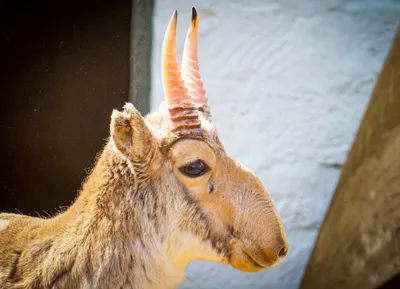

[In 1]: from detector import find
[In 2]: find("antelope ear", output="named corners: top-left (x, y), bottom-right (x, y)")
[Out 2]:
top-left (110, 103), bottom-right (154, 161)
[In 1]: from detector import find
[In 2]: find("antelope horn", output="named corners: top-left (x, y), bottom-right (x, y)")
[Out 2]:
top-left (161, 10), bottom-right (189, 106)
top-left (182, 8), bottom-right (211, 120)
top-left (161, 10), bottom-right (202, 130)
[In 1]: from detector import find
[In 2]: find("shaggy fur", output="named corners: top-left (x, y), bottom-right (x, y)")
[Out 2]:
top-left (0, 103), bottom-right (288, 289)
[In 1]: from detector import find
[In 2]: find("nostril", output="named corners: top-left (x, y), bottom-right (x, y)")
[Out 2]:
top-left (278, 246), bottom-right (288, 258)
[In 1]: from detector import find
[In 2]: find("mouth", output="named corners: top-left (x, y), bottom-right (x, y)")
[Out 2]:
top-left (242, 250), bottom-right (266, 269)
top-left (228, 235), bottom-right (272, 272)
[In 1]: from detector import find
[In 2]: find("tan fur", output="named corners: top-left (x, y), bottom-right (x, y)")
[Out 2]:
top-left (0, 103), bottom-right (288, 289)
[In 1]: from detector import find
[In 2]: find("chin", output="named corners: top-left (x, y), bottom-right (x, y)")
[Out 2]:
top-left (229, 253), bottom-right (270, 273)
top-left (228, 243), bottom-right (271, 273)
top-left (231, 262), bottom-right (266, 273)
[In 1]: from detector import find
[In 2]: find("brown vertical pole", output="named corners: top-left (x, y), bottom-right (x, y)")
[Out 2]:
top-left (300, 27), bottom-right (400, 289)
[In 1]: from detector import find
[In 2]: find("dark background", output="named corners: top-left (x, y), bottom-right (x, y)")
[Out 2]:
top-left (380, 274), bottom-right (400, 289)
top-left (0, 0), bottom-right (131, 214)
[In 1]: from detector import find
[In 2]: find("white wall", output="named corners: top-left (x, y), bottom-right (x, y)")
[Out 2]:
top-left (151, 1), bottom-right (400, 288)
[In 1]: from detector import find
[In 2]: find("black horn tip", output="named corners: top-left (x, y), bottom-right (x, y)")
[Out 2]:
top-left (191, 7), bottom-right (197, 22)
top-left (173, 9), bottom-right (178, 20)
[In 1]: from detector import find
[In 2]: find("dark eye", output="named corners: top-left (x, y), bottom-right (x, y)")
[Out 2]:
top-left (179, 160), bottom-right (210, 178)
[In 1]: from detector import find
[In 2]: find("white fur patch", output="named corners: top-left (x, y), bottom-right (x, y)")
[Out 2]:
top-left (157, 101), bottom-right (168, 114)
top-left (0, 219), bottom-right (9, 231)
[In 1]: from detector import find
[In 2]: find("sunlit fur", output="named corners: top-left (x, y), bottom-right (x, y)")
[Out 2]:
top-left (0, 102), bottom-right (288, 289)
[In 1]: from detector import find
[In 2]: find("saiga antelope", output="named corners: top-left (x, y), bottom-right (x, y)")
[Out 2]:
top-left (0, 8), bottom-right (289, 289)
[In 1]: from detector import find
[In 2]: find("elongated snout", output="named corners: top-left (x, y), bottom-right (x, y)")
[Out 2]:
top-left (256, 228), bottom-right (289, 265)
top-left (215, 156), bottom-right (289, 271)
top-left (237, 204), bottom-right (289, 268)
top-left (229, 167), bottom-right (289, 270)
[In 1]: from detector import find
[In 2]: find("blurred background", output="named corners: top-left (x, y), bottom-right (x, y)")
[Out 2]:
top-left (1, 0), bottom-right (399, 288)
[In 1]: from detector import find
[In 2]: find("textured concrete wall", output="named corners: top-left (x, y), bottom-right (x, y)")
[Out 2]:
top-left (150, 1), bottom-right (400, 288)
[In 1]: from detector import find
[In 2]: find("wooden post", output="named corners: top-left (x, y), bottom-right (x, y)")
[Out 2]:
top-left (300, 27), bottom-right (400, 289)
top-left (130, 0), bottom-right (153, 115)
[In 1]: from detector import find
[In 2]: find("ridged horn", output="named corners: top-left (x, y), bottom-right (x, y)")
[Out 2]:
top-left (161, 9), bottom-right (205, 130)
top-left (161, 10), bottom-right (189, 106)
top-left (182, 8), bottom-right (211, 120)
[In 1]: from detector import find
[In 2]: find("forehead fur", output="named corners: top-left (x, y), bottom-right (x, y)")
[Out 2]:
top-left (144, 102), bottom-right (224, 153)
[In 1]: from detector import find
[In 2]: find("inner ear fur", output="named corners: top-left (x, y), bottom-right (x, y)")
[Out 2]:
top-left (110, 103), bottom-right (155, 162)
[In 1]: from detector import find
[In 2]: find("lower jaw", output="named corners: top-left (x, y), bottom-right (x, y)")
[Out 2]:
top-left (232, 262), bottom-right (265, 273)
top-left (243, 251), bottom-right (268, 270)
top-left (229, 251), bottom-right (268, 273)
top-left (228, 238), bottom-right (270, 272)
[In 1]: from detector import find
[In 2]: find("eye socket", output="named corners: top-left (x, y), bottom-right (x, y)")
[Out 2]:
top-left (179, 160), bottom-right (210, 178)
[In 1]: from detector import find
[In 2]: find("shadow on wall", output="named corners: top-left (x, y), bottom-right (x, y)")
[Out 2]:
top-left (0, 0), bottom-right (131, 214)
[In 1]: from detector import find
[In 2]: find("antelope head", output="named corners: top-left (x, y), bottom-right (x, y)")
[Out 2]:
top-left (111, 8), bottom-right (288, 272)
